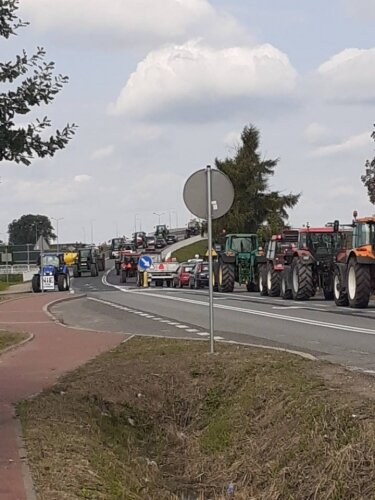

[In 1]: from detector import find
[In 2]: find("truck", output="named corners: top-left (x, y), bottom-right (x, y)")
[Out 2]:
top-left (138, 253), bottom-right (179, 287)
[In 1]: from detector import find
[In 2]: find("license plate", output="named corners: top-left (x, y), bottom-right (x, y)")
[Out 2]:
top-left (42, 275), bottom-right (55, 290)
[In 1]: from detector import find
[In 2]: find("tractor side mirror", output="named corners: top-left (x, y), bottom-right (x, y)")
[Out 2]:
top-left (333, 220), bottom-right (339, 232)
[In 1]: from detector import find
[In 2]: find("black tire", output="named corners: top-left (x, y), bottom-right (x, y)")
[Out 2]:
top-left (267, 265), bottom-right (281, 297)
top-left (57, 274), bottom-right (66, 291)
top-left (32, 275), bottom-right (41, 293)
top-left (91, 264), bottom-right (97, 277)
top-left (347, 260), bottom-right (371, 308)
top-left (258, 265), bottom-right (268, 296)
top-left (280, 271), bottom-right (293, 300)
top-left (101, 259), bottom-right (106, 272)
top-left (120, 270), bottom-right (127, 283)
top-left (73, 265), bottom-right (79, 278)
top-left (166, 280), bottom-right (171, 288)
top-left (291, 260), bottom-right (314, 300)
top-left (218, 262), bottom-right (235, 293)
top-left (115, 264), bottom-right (120, 276)
top-left (247, 281), bottom-right (258, 292)
top-left (333, 267), bottom-right (348, 306)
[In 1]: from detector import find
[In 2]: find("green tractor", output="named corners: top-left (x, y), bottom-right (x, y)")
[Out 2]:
top-left (215, 234), bottom-right (266, 292)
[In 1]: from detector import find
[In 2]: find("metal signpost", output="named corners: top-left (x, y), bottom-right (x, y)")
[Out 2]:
top-left (183, 166), bottom-right (234, 353)
top-left (138, 255), bottom-right (153, 288)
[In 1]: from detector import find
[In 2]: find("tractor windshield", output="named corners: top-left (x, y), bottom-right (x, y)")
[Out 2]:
top-left (231, 236), bottom-right (256, 253)
top-left (353, 222), bottom-right (375, 247)
top-left (305, 232), bottom-right (345, 254)
top-left (41, 255), bottom-right (59, 267)
top-left (80, 249), bottom-right (91, 258)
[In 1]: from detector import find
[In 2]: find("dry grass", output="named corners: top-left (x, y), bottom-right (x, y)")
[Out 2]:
top-left (19, 337), bottom-right (375, 500)
top-left (0, 331), bottom-right (28, 351)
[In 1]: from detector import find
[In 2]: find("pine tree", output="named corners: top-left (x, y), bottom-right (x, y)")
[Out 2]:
top-left (361, 127), bottom-right (375, 204)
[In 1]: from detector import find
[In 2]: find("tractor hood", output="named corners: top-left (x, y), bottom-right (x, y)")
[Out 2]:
top-left (41, 265), bottom-right (56, 275)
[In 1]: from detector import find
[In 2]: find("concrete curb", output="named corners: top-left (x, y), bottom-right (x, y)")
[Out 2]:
top-left (43, 293), bottom-right (87, 323)
top-left (0, 332), bottom-right (34, 358)
top-left (15, 419), bottom-right (37, 500)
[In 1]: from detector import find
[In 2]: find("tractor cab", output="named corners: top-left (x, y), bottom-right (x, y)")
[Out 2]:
top-left (225, 234), bottom-right (259, 255)
top-left (351, 216), bottom-right (375, 250)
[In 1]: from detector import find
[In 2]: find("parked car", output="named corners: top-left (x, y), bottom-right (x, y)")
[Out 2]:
top-left (146, 236), bottom-right (156, 249)
top-left (155, 238), bottom-right (167, 249)
top-left (173, 263), bottom-right (196, 288)
top-left (189, 261), bottom-right (209, 289)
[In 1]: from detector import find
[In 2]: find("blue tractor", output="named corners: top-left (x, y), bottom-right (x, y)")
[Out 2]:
top-left (32, 253), bottom-right (70, 293)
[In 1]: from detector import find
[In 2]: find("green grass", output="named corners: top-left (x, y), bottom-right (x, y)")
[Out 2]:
top-left (172, 239), bottom-right (208, 262)
top-left (0, 274), bottom-right (23, 291)
top-left (19, 337), bottom-right (375, 500)
top-left (0, 331), bottom-right (28, 352)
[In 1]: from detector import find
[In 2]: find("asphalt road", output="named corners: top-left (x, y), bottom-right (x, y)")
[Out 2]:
top-left (53, 261), bottom-right (375, 374)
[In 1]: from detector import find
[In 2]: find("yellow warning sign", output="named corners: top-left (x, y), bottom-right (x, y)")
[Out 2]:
top-left (205, 248), bottom-right (217, 257)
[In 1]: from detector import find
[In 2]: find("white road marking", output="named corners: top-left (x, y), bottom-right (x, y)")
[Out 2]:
top-left (186, 328), bottom-right (199, 333)
top-left (175, 325), bottom-right (189, 329)
top-left (124, 289), bottom-right (375, 337)
top-left (197, 332), bottom-right (209, 336)
top-left (214, 336), bottom-right (224, 340)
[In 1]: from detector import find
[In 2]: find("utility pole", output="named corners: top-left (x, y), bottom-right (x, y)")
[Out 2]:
top-left (90, 219), bottom-right (95, 245)
top-left (153, 212), bottom-right (165, 225)
top-left (51, 217), bottom-right (64, 252)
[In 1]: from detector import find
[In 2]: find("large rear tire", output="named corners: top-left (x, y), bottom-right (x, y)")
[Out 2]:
top-left (120, 270), bottom-right (127, 283)
top-left (91, 264), bottom-right (97, 277)
top-left (333, 267), bottom-right (348, 307)
top-left (323, 287), bottom-right (334, 301)
top-left (32, 275), bottom-right (41, 293)
top-left (347, 260), bottom-right (371, 308)
top-left (291, 260), bottom-right (314, 300)
top-left (218, 262), bottom-right (235, 293)
top-left (267, 265), bottom-right (281, 297)
top-left (73, 265), bottom-right (79, 278)
top-left (258, 265), bottom-right (268, 296)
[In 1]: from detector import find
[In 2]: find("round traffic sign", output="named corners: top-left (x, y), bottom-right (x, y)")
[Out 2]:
top-left (183, 168), bottom-right (234, 220)
top-left (138, 255), bottom-right (153, 271)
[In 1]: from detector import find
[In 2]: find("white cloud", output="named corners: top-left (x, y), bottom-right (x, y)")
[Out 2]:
top-left (20, 0), bottom-right (246, 49)
top-left (317, 48), bottom-right (375, 102)
top-left (304, 123), bottom-right (331, 145)
top-left (74, 175), bottom-right (92, 183)
top-left (311, 131), bottom-right (371, 157)
top-left (91, 145), bottom-right (114, 160)
top-left (224, 130), bottom-right (242, 148)
top-left (109, 41), bottom-right (297, 120)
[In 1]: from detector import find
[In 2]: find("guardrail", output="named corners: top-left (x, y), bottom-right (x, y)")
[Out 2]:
top-left (0, 265), bottom-right (37, 274)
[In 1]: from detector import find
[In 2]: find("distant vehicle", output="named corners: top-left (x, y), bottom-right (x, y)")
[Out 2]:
top-left (155, 224), bottom-right (169, 240)
top-left (146, 236), bottom-right (156, 249)
top-left (73, 247), bottom-right (104, 277)
top-left (32, 253), bottom-right (70, 293)
top-left (172, 262), bottom-right (195, 288)
top-left (115, 244), bottom-right (137, 275)
top-left (166, 234), bottom-right (177, 245)
top-left (155, 238), bottom-right (167, 249)
top-left (185, 220), bottom-right (201, 239)
top-left (189, 261), bottom-right (209, 289)
top-left (119, 251), bottom-right (141, 284)
top-left (133, 231), bottom-right (147, 248)
top-left (110, 238), bottom-right (125, 259)
top-left (143, 253), bottom-right (179, 287)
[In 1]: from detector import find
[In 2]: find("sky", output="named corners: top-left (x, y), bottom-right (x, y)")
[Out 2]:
top-left (1, 0), bottom-right (375, 244)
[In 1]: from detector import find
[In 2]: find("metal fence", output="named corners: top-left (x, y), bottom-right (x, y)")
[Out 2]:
top-left (0, 244), bottom-right (41, 266)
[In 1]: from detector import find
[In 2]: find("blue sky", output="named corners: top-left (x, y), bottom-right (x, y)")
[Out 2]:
top-left (1, 0), bottom-right (375, 243)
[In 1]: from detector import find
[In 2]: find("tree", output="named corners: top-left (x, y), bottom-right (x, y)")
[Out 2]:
top-left (8, 214), bottom-right (56, 245)
top-left (0, 0), bottom-right (76, 166)
top-left (213, 125), bottom-right (300, 239)
top-left (361, 126), bottom-right (375, 204)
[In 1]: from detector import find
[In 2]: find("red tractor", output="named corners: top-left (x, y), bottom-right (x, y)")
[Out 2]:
top-left (119, 250), bottom-right (141, 284)
top-left (259, 222), bottom-right (348, 301)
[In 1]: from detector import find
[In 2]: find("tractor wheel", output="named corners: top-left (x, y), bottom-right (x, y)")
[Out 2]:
top-left (166, 280), bottom-right (171, 288)
top-left (101, 259), bottom-right (106, 272)
top-left (347, 260), bottom-right (371, 308)
top-left (116, 264), bottom-right (120, 276)
top-left (280, 271), bottom-right (293, 300)
top-left (258, 265), bottom-right (268, 296)
top-left (57, 274), bottom-right (67, 291)
top-left (91, 264), bottom-right (97, 277)
top-left (218, 262), bottom-right (235, 293)
top-left (246, 281), bottom-right (258, 292)
top-left (267, 265), bottom-right (281, 297)
top-left (32, 275), bottom-right (41, 293)
top-left (73, 265), bottom-right (79, 278)
top-left (333, 267), bottom-right (348, 307)
top-left (120, 270), bottom-right (127, 283)
top-left (291, 259), bottom-right (314, 300)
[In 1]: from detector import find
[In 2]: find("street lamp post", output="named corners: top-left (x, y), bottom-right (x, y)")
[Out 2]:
top-left (90, 219), bottom-right (95, 245)
top-left (153, 212), bottom-right (165, 225)
top-left (51, 217), bottom-right (64, 252)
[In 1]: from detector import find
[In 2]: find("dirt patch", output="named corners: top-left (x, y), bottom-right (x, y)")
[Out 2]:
top-left (0, 331), bottom-right (28, 352)
top-left (19, 337), bottom-right (375, 499)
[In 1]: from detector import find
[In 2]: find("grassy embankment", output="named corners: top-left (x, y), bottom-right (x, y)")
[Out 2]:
top-left (0, 274), bottom-right (23, 292)
top-left (0, 331), bottom-right (28, 352)
top-left (172, 239), bottom-right (208, 263)
top-left (19, 337), bottom-right (375, 499)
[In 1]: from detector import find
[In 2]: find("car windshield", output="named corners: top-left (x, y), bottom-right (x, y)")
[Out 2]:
top-left (201, 264), bottom-right (209, 272)
top-left (305, 232), bottom-right (345, 253)
top-left (80, 249), bottom-right (91, 258)
top-left (231, 236), bottom-right (256, 253)
top-left (42, 255), bottom-right (59, 267)
top-left (182, 266), bottom-right (194, 273)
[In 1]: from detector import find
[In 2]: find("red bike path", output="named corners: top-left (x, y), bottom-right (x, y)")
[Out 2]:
top-left (0, 293), bottom-right (128, 500)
